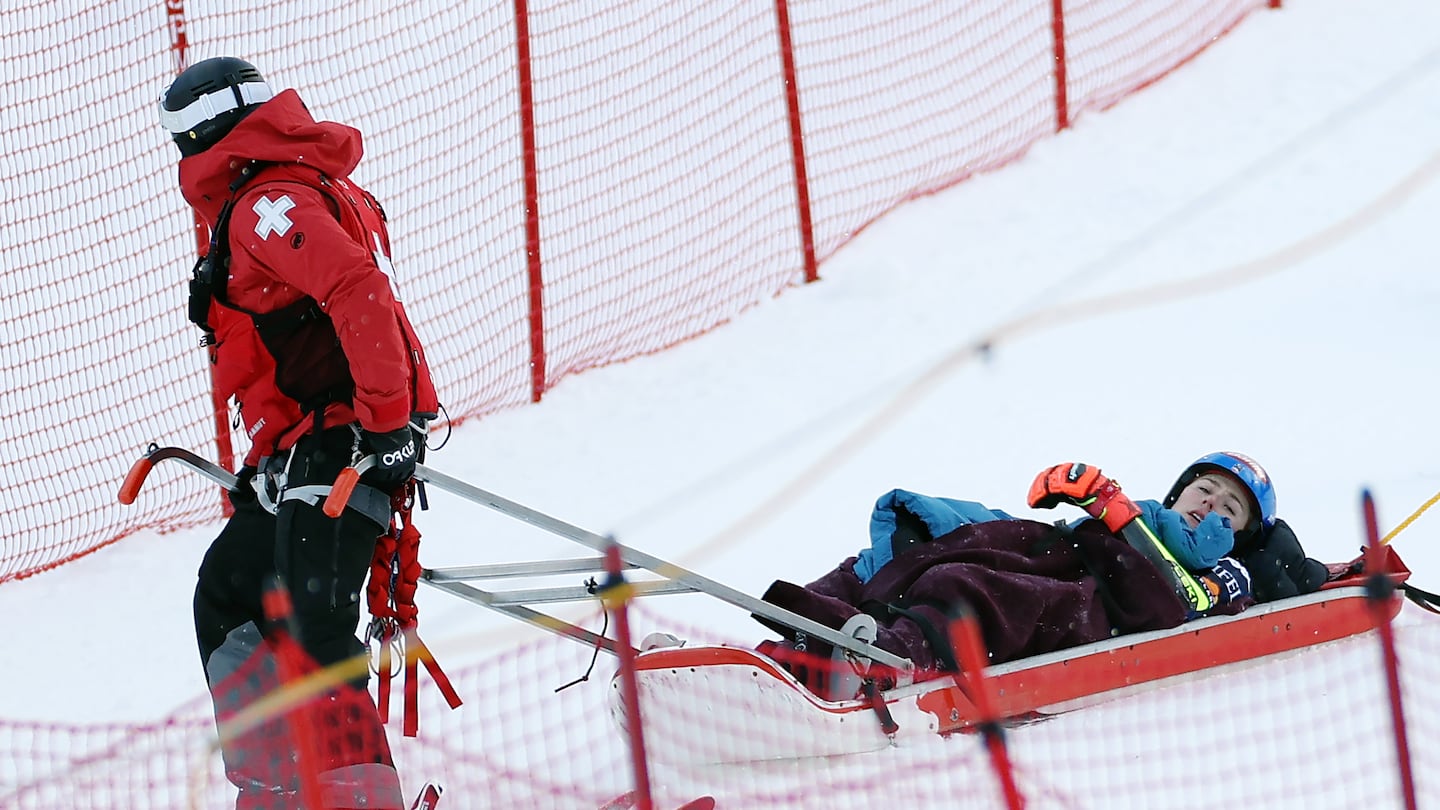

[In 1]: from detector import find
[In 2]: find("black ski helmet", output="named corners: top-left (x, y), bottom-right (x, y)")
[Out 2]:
top-left (159, 57), bottom-right (273, 156)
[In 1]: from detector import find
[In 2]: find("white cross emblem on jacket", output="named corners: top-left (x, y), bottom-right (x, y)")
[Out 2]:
top-left (253, 195), bottom-right (295, 239)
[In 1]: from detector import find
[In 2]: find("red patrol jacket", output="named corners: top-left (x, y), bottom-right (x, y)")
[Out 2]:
top-left (177, 90), bottom-right (438, 465)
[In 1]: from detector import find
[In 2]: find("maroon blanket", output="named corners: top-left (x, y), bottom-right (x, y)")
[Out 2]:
top-left (757, 518), bottom-right (1187, 677)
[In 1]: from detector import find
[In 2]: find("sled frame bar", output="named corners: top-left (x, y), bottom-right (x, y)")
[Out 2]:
top-left (118, 446), bottom-right (915, 679)
top-left (411, 461), bottom-right (912, 676)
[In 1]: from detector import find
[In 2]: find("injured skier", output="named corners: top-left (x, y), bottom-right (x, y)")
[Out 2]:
top-left (752, 451), bottom-right (1328, 699)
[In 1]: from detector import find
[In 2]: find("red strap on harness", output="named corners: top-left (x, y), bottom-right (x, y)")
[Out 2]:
top-left (366, 487), bottom-right (463, 737)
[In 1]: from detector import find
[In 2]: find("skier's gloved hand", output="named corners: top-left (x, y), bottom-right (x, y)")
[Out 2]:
top-left (1027, 462), bottom-right (1106, 508)
top-left (362, 426), bottom-right (420, 491)
top-left (1197, 556), bottom-right (1253, 610)
top-left (1027, 462), bottom-right (1141, 533)
top-left (228, 465), bottom-right (258, 507)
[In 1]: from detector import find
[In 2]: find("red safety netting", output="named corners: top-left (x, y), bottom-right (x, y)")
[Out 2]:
top-left (0, 599), bottom-right (1434, 808)
top-left (1, 0), bottom-right (1272, 584)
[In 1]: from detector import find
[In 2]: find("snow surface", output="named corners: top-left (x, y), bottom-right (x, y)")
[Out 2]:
top-left (4, 0), bottom-right (1440, 807)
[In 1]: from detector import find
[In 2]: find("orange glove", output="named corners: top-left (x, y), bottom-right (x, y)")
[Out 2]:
top-left (1027, 462), bottom-right (1142, 533)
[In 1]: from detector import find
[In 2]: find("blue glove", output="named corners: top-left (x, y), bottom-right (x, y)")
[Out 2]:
top-left (1145, 503), bottom-right (1237, 570)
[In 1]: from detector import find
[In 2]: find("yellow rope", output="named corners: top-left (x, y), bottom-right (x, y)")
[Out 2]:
top-left (1383, 488), bottom-right (1440, 545)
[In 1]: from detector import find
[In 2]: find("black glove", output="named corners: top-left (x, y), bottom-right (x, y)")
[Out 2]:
top-left (890, 505), bottom-right (933, 554)
top-left (362, 426), bottom-right (420, 491)
top-left (228, 465), bottom-right (258, 507)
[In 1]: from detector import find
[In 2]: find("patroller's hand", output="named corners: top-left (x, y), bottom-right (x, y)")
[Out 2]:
top-left (228, 464), bottom-right (258, 507)
top-left (1027, 462), bottom-right (1141, 533)
top-left (362, 426), bottom-right (420, 491)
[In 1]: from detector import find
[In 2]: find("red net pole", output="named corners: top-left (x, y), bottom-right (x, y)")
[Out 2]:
top-left (602, 541), bottom-right (653, 810)
top-left (1361, 490), bottom-right (1417, 810)
top-left (166, 0), bottom-right (236, 514)
top-left (513, 0), bottom-right (548, 403)
top-left (772, 0), bottom-right (818, 284)
top-left (1049, 0), bottom-right (1070, 132)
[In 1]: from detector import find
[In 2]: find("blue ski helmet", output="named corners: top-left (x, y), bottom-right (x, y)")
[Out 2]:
top-left (1162, 451), bottom-right (1276, 532)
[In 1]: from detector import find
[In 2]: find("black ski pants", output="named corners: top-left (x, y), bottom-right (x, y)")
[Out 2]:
top-left (194, 427), bottom-right (384, 679)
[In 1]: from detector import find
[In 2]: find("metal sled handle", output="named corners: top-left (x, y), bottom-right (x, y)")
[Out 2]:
top-left (118, 444), bottom-right (240, 504)
top-left (118, 446), bottom-right (373, 521)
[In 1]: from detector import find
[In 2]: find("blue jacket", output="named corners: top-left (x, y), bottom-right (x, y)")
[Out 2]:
top-left (855, 489), bottom-right (1014, 582)
top-left (854, 489), bottom-right (1236, 584)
